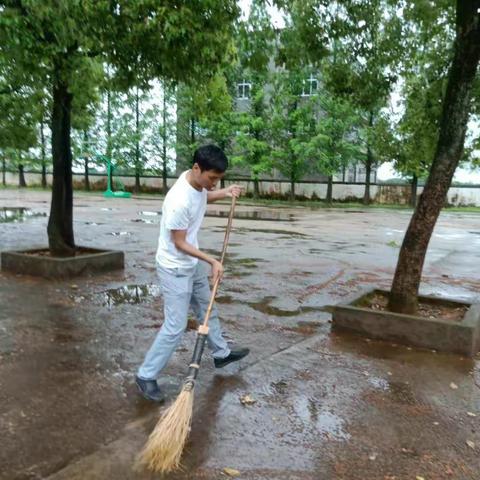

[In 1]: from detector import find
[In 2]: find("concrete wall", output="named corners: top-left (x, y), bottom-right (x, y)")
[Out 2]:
top-left (4, 171), bottom-right (480, 207)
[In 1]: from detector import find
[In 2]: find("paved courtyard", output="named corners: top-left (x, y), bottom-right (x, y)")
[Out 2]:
top-left (0, 188), bottom-right (479, 480)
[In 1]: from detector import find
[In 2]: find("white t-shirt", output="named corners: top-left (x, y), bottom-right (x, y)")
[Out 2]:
top-left (156, 171), bottom-right (207, 268)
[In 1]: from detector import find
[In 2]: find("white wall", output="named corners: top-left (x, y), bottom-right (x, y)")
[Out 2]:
top-left (4, 172), bottom-right (480, 207)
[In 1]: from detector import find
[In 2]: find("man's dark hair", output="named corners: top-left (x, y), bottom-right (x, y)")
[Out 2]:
top-left (193, 144), bottom-right (228, 173)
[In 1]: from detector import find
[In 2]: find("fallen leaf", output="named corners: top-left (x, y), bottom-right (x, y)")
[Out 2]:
top-left (223, 467), bottom-right (241, 477)
top-left (368, 453), bottom-right (377, 461)
top-left (416, 476), bottom-right (425, 480)
top-left (449, 382), bottom-right (458, 390)
top-left (467, 412), bottom-right (477, 417)
top-left (239, 394), bottom-right (257, 406)
top-left (466, 440), bottom-right (475, 450)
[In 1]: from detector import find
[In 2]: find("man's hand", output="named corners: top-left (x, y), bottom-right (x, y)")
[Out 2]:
top-left (210, 259), bottom-right (224, 284)
top-left (225, 184), bottom-right (244, 198)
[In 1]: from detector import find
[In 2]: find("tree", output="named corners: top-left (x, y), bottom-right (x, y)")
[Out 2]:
top-left (269, 70), bottom-right (316, 200)
top-left (1, 1), bottom-right (239, 255)
top-left (309, 92), bottom-right (363, 203)
top-left (389, 1), bottom-right (456, 207)
top-left (233, 78), bottom-right (272, 198)
top-left (145, 82), bottom-right (176, 194)
top-left (389, 0), bottom-right (480, 314)
top-left (230, 0), bottom-right (276, 197)
top-left (0, 83), bottom-right (40, 185)
top-left (275, 0), bottom-right (402, 204)
top-left (176, 74), bottom-right (235, 172)
top-left (329, 1), bottom-right (402, 204)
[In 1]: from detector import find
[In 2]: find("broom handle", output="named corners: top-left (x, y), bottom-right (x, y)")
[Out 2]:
top-left (201, 195), bottom-right (236, 330)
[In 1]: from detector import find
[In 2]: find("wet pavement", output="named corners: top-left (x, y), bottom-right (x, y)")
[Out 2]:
top-left (0, 189), bottom-right (479, 480)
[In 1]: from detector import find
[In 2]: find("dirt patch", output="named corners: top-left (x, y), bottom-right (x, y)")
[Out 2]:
top-left (362, 291), bottom-right (468, 322)
top-left (22, 247), bottom-right (103, 257)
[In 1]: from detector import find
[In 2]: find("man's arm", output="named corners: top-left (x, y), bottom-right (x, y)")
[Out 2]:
top-left (207, 184), bottom-right (244, 203)
top-left (171, 230), bottom-right (224, 283)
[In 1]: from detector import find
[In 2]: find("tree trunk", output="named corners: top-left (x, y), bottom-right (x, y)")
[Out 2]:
top-left (106, 88), bottom-right (112, 160)
top-left (253, 177), bottom-right (260, 199)
top-left (41, 119), bottom-right (47, 188)
top-left (191, 118), bottom-right (196, 145)
top-left (18, 164), bottom-right (26, 187)
top-left (1, 156), bottom-right (5, 186)
top-left (326, 175), bottom-right (333, 204)
top-left (161, 86), bottom-right (168, 195)
top-left (389, 0), bottom-right (480, 314)
top-left (363, 111), bottom-right (374, 205)
top-left (410, 174), bottom-right (418, 208)
top-left (134, 87), bottom-right (141, 194)
top-left (83, 130), bottom-right (90, 191)
top-left (290, 178), bottom-right (295, 201)
top-left (47, 75), bottom-right (75, 256)
top-left (162, 159), bottom-right (168, 194)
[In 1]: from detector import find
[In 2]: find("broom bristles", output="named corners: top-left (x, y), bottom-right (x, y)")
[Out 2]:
top-left (136, 385), bottom-right (194, 473)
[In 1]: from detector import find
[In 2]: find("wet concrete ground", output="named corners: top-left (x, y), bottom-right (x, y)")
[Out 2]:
top-left (0, 189), bottom-right (479, 480)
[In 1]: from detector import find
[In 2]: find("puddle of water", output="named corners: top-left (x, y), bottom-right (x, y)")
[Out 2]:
top-left (368, 376), bottom-right (389, 391)
top-left (0, 207), bottom-right (46, 223)
top-left (216, 295), bottom-right (234, 304)
top-left (234, 227), bottom-right (308, 238)
top-left (97, 284), bottom-right (161, 308)
top-left (294, 397), bottom-right (350, 440)
top-left (109, 232), bottom-right (131, 236)
top-left (386, 381), bottom-right (417, 405)
top-left (248, 296), bottom-right (327, 317)
top-left (139, 211), bottom-right (161, 216)
top-left (271, 379), bottom-right (289, 394)
top-left (205, 209), bottom-right (295, 222)
top-left (131, 219), bottom-right (155, 224)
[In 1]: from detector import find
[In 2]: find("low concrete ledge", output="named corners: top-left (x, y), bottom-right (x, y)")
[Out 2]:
top-left (1, 247), bottom-right (124, 279)
top-left (331, 288), bottom-right (480, 357)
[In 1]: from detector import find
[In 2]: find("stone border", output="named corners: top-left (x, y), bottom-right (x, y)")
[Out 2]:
top-left (331, 288), bottom-right (480, 356)
top-left (1, 247), bottom-right (124, 279)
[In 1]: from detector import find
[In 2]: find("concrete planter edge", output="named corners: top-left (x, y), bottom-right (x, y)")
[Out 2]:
top-left (331, 288), bottom-right (480, 357)
top-left (0, 246), bottom-right (124, 279)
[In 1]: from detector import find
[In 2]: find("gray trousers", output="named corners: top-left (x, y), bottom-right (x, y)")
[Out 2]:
top-left (137, 261), bottom-right (230, 380)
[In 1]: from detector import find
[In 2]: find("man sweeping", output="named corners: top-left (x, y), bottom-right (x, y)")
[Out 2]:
top-left (136, 144), bottom-right (249, 402)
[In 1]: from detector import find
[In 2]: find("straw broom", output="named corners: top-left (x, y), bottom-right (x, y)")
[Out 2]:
top-left (137, 196), bottom-right (237, 474)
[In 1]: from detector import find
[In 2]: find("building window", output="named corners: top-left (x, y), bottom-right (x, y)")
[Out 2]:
top-left (301, 74), bottom-right (318, 97)
top-left (237, 80), bottom-right (251, 99)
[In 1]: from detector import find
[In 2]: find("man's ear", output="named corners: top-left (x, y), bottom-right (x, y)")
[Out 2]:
top-left (192, 162), bottom-right (200, 172)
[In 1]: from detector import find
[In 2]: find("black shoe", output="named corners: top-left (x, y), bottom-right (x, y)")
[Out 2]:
top-left (135, 376), bottom-right (165, 402)
top-left (214, 348), bottom-right (250, 368)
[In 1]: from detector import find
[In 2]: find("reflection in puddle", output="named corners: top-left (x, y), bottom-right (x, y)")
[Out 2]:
top-left (294, 398), bottom-right (350, 440)
top-left (206, 209), bottom-right (295, 222)
top-left (99, 284), bottom-right (161, 308)
top-left (0, 207), bottom-right (46, 223)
